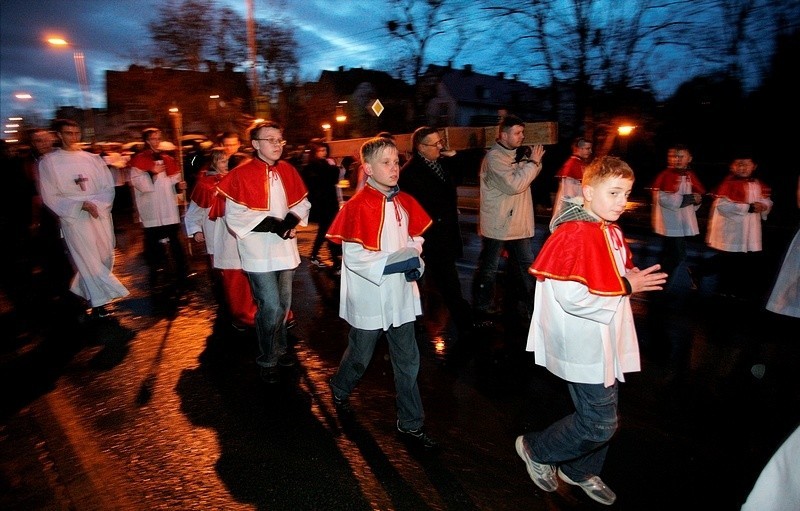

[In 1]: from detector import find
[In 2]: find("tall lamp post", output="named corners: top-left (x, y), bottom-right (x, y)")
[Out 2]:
top-left (169, 107), bottom-right (186, 206)
top-left (46, 36), bottom-right (95, 141)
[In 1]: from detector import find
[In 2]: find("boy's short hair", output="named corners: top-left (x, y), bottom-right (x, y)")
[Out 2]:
top-left (209, 147), bottom-right (227, 164)
top-left (583, 155), bottom-right (634, 186)
top-left (360, 136), bottom-right (397, 164)
top-left (52, 118), bottom-right (80, 133)
top-left (249, 120), bottom-right (282, 142)
top-left (573, 136), bottom-right (592, 150)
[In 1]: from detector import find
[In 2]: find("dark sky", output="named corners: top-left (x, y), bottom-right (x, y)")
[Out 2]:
top-left (0, 0), bottom-right (781, 131)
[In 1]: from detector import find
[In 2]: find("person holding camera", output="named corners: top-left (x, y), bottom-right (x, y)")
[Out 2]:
top-left (472, 114), bottom-right (545, 326)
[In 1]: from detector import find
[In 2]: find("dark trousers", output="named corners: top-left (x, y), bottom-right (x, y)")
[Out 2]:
top-left (310, 213), bottom-right (341, 262)
top-left (143, 224), bottom-right (188, 284)
top-left (421, 256), bottom-right (474, 337)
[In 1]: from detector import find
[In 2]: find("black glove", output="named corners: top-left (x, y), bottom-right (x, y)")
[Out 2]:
top-left (515, 145), bottom-right (532, 163)
top-left (680, 193), bottom-right (699, 208)
top-left (252, 216), bottom-right (282, 233)
top-left (276, 213), bottom-right (301, 239)
top-left (404, 269), bottom-right (422, 282)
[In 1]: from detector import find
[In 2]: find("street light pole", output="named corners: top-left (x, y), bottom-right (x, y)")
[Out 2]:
top-left (47, 37), bottom-right (95, 141)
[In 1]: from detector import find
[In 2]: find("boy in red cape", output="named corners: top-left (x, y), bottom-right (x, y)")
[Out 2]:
top-left (326, 136), bottom-right (438, 449)
top-left (515, 156), bottom-right (666, 506)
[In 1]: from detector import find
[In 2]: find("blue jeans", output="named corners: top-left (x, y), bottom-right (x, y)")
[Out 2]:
top-left (524, 382), bottom-right (619, 480)
top-left (472, 236), bottom-right (535, 316)
top-left (330, 322), bottom-right (425, 430)
top-left (246, 269), bottom-right (294, 368)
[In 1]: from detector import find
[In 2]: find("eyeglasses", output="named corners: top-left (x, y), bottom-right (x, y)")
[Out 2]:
top-left (420, 139), bottom-right (444, 148)
top-left (254, 137), bottom-right (286, 147)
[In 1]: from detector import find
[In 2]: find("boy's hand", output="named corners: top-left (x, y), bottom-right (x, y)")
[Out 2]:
top-left (625, 264), bottom-right (667, 293)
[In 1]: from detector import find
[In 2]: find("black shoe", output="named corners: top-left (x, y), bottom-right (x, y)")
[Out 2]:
top-left (329, 378), bottom-right (352, 412)
top-left (397, 421), bottom-right (439, 449)
top-left (278, 353), bottom-right (296, 367)
top-left (260, 366), bottom-right (280, 383)
top-left (93, 305), bottom-right (113, 318)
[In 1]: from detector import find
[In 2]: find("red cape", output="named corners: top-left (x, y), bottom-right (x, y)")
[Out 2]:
top-left (529, 221), bottom-right (633, 296)
top-left (214, 158), bottom-right (308, 212)
top-left (190, 171), bottom-right (223, 208)
top-left (649, 168), bottom-right (706, 194)
top-left (129, 148), bottom-right (180, 176)
top-left (326, 184), bottom-right (432, 251)
top-left (554, 156), bottom-right (585, 180)
top-left (711, 175), bottom-right (770, 204)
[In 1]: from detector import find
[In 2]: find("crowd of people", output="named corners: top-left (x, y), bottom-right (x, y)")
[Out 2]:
top-left (3, 113), bottom-right (798, 508)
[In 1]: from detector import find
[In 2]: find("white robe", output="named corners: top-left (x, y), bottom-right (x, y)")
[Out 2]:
top-left (339, 201), bottom-right (424, 331)
top-left (129, 164), bottom-right (182, 227)
top-left (38, 148), bottom-right (129, 307)
top-left (651, 177), bottom-right (701, 236)
top-left (706, 183), bottom-right (772, 252)
top-left (526, 224), bottom-right (640, 387)
top-left (223, 174), bottom-right (311, 273)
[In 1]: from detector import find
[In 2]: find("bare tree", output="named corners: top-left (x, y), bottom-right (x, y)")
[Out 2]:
top-left (386, 0), bottom-right (468, 82)
top-left (148, 0), bottom-right (214, 71)
top-left (385, 0), bottom-right (473, 122)
top-left (255, 21), bottom-right (299, 115)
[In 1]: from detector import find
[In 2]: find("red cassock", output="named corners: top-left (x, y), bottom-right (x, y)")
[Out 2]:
top-left (529, 221), bottom-right (634, 296)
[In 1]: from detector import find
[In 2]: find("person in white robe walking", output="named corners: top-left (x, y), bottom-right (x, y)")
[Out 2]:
top-left (38, 119), bottom-right (129, 318)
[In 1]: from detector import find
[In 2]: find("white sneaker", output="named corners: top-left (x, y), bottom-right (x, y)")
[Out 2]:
top-left (558, 468), bottom-right (616, 505)
top-left (515, 436), bottom-right (557, 492)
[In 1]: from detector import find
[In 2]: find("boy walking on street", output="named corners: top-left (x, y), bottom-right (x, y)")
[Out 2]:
top-left (516, 156), bottom-right (667, 505)
top-left (326, 137), bottom-right (437, 449)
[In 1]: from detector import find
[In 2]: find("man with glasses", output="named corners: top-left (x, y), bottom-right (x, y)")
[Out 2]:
top-left (38, 119), bottom-right (129, 319)
top-left (215, 121), bottom-right (311, 383)
top-left (399, 126), bottom-right (477, 362)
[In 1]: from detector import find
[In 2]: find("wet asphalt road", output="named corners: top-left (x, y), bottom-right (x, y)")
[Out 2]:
top-left (1, 201), bottom-right (799, 511)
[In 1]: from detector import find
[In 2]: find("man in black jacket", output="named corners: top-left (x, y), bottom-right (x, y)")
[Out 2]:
top-left (399, 126), bottom-right (478, 360)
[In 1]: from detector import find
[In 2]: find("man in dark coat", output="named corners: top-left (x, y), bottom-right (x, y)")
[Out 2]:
top-left (399, 126), bottom-right (477, 356)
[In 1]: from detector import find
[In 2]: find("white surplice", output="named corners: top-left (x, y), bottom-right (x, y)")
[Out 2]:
top-left (38, 148), bottom-right (129, 307)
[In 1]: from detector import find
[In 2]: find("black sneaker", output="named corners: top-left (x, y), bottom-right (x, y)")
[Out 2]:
top-left (93, 305), bottom-right (113, 318)
top-left (260, 366), bottom-right (279, 384)
top-left (397, 421), bottom-right (439, 449)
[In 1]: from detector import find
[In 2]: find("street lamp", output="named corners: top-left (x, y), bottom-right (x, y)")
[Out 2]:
top-left (46, 36), bottom-right (95, 140)
top-left (321, 123), bottom-right (332, 142)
